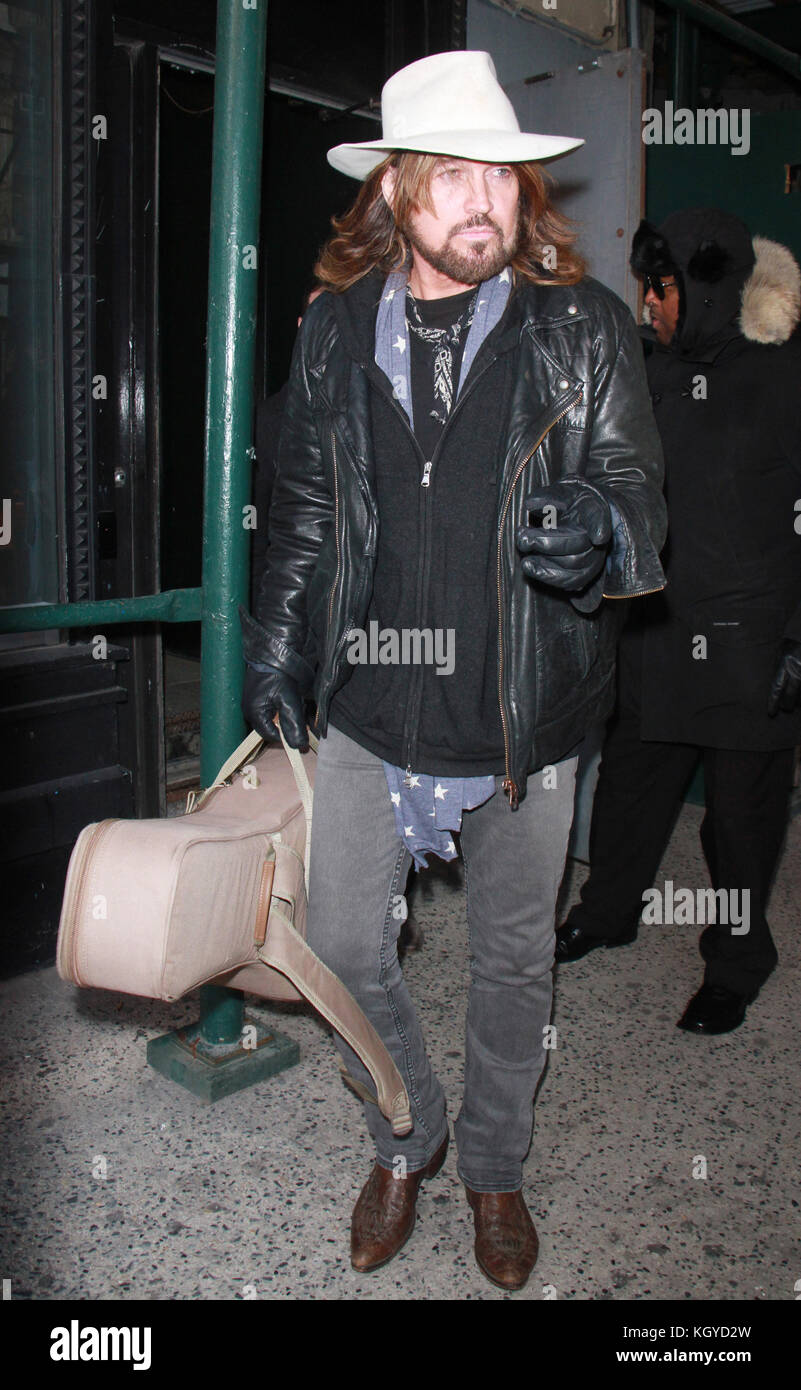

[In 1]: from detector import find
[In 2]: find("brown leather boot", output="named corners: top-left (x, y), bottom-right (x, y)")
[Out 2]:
top-left (464, 1186), bottom-right (540, 1291)
top-left (350, 1132), bottom-right (449, 1272)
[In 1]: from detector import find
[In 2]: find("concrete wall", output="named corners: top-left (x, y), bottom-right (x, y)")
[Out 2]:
top-left (469, 0), bottom-right (604, 83)
top-left (468, 0), bottom-right (644, 313)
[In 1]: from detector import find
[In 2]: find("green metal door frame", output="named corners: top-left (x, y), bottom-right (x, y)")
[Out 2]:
top-left (2, 0), bottom-right (300, 1099)
top-left (2, 1), bottom-right (263, 784)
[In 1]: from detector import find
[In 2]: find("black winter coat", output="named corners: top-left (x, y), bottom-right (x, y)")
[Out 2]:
top-left (241, 269), bottom-right (667, 805)
top-left (634, 232), bottom-right (801, 750)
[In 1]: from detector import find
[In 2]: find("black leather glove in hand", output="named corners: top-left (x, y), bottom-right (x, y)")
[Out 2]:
top-left (767, 639), bottom-right (801, 716)
top-left (516, 483), bottom-right (612, 593)
top-left (242, 663), bottom-right (309, 750)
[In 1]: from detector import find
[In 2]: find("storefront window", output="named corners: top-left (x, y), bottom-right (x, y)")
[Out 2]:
top-left (0, 1), bottom-right (58, 609)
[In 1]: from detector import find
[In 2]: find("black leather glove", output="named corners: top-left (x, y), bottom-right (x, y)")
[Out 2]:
top-left (516, 482), bottom-right (612, 593)
top-left (242, 663), bottom-right (309, 750)
top-left (767, 639), bottom-right (801, 716)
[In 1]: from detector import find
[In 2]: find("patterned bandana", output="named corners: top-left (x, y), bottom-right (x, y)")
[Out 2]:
top-left (405, 285), bottom-right (477, 426)
top-left (374, 265), bottom-right (512, 432)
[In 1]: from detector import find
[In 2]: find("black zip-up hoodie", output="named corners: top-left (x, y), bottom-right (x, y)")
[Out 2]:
top-left (328, 275), bottom-right (513, 774)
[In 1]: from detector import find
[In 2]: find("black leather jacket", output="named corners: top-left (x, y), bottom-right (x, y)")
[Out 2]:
top-left (241, 270), bottom-right (667, 806)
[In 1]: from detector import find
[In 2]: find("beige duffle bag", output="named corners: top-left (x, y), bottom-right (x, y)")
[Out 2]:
top-left (56, 723), bottom-right (412, 1136)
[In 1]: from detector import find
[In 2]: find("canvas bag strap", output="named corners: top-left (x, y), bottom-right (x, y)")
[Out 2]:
top-left (258, 901), bottom-right (413, 1137)
top-left (190, 729), bottom-right (264, 812)
top-left (277, 721), bottom-right (316, 890)
top-left (191, 721), bottom-right (319, 819)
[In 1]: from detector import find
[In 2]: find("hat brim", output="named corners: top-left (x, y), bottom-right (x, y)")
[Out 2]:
top-left (327, 129), bottom-right (584, 180)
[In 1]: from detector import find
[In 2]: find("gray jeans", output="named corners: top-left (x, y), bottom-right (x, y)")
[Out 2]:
top-left (305, 722), bottom-right (578, 1192)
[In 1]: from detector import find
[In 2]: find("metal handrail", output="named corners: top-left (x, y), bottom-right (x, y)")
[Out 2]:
top-left (0, 588), bottom-right (202, 631)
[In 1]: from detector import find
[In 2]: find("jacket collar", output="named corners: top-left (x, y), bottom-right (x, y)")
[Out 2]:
top-left (329, 268), bottom-right (385, 365)
top-left (329, 267), bottom-right (586, 373)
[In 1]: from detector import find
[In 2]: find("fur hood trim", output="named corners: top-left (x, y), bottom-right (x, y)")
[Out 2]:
top-left (739, 236), bottom-right (801, 344)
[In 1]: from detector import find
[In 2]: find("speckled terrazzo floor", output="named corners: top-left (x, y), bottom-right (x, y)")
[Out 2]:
top-left (1, 801), bottom-right (799, 1302)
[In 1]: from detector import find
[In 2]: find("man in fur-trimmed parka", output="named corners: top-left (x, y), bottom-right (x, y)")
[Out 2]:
top-left (557, 207), bottom-right (801, 1035)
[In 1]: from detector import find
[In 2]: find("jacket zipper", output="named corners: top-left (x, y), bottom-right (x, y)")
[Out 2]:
top-left (327, 430), bottom-right (342, 639)
top-left (314, 430), bottom-right (342, 728)
top-left (496, 388), bottom-right (584, 809)
top-left (400, 448), bottom-right (433, 773)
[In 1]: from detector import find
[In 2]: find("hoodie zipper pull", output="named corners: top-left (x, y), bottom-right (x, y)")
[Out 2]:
top-left (420, 461), bottom-right (432, 488)
top-left (503, 777), bottom-right (519, 811)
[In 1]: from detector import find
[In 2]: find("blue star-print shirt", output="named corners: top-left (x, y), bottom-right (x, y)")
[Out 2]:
top-left (382, 764), bottom-right (496, 870)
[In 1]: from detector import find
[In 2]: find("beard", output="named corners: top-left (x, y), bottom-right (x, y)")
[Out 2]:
top-left (404, 211), bottom-right (520, 286)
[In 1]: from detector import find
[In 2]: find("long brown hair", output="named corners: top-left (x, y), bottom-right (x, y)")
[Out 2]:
top-left (314, 152), bottom-right (585, 292)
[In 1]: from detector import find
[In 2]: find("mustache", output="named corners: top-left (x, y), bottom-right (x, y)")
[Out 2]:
top-left (449, 215), bottom-right (504, 238)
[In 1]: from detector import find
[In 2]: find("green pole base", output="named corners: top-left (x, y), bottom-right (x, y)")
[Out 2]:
top-left (199, 983), bottom-right (245, 1045)
top-left (146, 1014), bottom-right (300, 1103)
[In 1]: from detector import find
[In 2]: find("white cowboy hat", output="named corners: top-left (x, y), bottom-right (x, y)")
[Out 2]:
top-left (327, 50), bottom-right (584, 180)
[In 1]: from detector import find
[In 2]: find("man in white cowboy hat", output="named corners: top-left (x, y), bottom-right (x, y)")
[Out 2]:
top-left (241, 50), bottom-right (666, 1290)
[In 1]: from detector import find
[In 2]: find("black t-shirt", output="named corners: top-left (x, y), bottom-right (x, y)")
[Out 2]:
top-left (408, 287), bottom-right (475, 463)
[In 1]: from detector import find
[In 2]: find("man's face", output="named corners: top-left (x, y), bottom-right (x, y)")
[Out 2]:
top-left (644, 277), bottom-right (680, 345)
top-left (385, 157), bottom-right (521, 294)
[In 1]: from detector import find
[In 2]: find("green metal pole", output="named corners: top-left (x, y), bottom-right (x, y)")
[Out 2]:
top-left (195, 0), bottom-right (269, 1050)
top-left (147, 0), bottom-right (299, 1098)
top-left (200, 0), bottom-right (266, 788)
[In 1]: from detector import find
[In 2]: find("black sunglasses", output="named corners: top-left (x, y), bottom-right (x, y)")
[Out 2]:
top-left (643, 273), bottom-right (678, 300)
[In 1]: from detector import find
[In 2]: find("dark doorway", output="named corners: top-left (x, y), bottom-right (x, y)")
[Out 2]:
top-left (156, 57), bottom-right (377, 793)
top-left (157, 60), bottom-right (211, 792)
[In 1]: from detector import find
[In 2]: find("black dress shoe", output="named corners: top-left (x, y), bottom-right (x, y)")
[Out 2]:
top-left (677, 983), bottom-right (756, 1035)
top-left (554, 920), bottom-right (638, 963)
